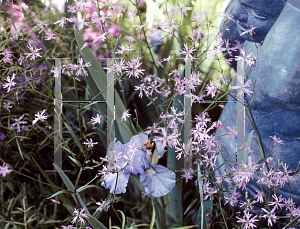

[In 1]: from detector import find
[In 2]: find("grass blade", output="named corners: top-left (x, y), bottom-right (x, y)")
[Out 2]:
top-left (117, 210), bottom-right (126, 229)
top-left (197, 164), bottom-right (207, 229)
top-left (150, 206), bottom-right (156, 229)
top-left (64, 121), bottom-right (84, 154)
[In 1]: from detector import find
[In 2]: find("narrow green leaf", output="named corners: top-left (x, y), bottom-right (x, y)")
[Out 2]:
top-left (36, 220), bottom-right (62, 225)
top-left (197, 164), bottom-right (207, 229)
top-left (184, 199), bottom-right (198, 215)
top-left (135, 224), bottom-right (150, 227)
top-left (76, 185), bottom-right (101, 193)
top-left (52, 163), bottom-right (82, 207)
top-left (86, 215), bottom-right (107, 229)
top-left (171, 225), bottom-right (198, 229)
top-left (150, 206), bottom-right (155, 229)
top-left (152, 198), bottom-right (166, 229)
top-left (64, 121), bottom-right (84, 154)
top-left (83, 166), bottom-right (94, 170)
top-left (81, 101), bottom-right (100, 110)
top-left (5, 221), bottom-right (25, 226)
top-left (136, 203), bottom-right (147, 214)
top-left (53, 164), bottom-right (75, 191)
top-left (117, 210), bottom-right (126, 229)
top-left (244, 130), bottom-right (254, 163)
top-left (16, 138), bottom-right (24, 160)
top-left (257, 158), bottom-right (264, 164)
top-left (47, 190), bottom-right (72, 199)
top-left (254, 138), bottom-right (264, 159)
top-left (69, 156), bottom-right (82, 168)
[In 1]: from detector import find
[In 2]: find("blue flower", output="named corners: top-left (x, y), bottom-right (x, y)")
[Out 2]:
top-left (113, 134), bottom-right (150, 175)
top-left (101, 134), bottom-right (176, 197)
top-left (140, 165), bottom-right (176, 197)
top-left (101, 172), bottom-right (130, 194)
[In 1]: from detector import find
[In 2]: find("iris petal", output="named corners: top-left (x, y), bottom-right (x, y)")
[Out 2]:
top-left (101, 172), bottom-right (130, 194)
top-left (140, 165), bottom-right (176, 197)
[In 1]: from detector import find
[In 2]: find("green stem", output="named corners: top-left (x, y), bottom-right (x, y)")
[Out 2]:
top-left (219, 200), bottom-right (229, 229)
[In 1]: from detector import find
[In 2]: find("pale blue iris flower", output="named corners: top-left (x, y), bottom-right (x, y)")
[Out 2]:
top-left (101, 134), bottom-right (176, 197)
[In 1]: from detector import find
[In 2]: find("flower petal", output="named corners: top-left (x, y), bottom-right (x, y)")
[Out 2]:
top-left (140, 165), bottom-right (176, 197)
top-left (101, 172), bottom-right (130, 194)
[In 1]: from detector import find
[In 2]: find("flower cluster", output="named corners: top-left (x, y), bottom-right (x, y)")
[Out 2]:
top-left (135, 74), bottom-right (166, 98)
top-left (103, 55), bottom-right (145, 79)
top-left (231, 156), bottom-right (260, 190)
top-left (61, 58), bottom-right (91, 78)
